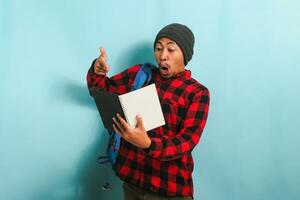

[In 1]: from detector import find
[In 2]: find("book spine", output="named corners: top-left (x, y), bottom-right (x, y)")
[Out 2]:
top-left (119, 97), bottom-right (129, 125)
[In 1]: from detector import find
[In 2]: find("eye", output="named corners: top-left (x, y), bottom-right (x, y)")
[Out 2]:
top-left (168, 48), bottom-right (175, 53)
top-left (155, 47), bottom-right (162, 51)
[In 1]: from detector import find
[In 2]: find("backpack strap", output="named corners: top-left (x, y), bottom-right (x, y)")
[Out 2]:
top-left (131, 62), bottom-right (156, 91)
top-left (97, 130), bottom-right (121, 167)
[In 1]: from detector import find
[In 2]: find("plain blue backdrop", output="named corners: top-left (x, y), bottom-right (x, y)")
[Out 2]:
top-left (1, 0), bottom-right (299, 199)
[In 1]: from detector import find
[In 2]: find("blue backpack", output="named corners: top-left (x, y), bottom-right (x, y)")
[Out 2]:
top-left (97, 63), bottom-right (155, 170)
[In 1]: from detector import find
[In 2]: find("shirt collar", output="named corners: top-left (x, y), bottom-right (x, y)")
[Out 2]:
top-left (175, 70), bottom-right (191, 79)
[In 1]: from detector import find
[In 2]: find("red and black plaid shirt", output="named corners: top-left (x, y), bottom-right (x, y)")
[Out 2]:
top-left (87, 61), bottom-right (210, 197)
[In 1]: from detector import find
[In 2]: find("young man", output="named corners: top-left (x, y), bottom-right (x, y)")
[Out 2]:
top-left (87, 23), bottom-right (210, 200)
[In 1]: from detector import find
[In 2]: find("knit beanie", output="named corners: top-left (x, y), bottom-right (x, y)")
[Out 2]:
top-left (154, 23), bottom-right (195, 66)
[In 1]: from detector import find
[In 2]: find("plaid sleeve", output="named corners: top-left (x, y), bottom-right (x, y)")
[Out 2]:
top-left (146, 88), bottom-right (210, 161)
top-left (86, 59), bottom-right (141, 95)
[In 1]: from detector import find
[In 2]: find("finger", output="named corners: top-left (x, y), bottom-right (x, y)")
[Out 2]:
top-left (113, 124), bottom-right (123, 137)
top-left (99, 47), bottom-right (105, 56)
top-left (94, 64), bottom-right (105, 75)
top-left (101, 61), bottom-right (110, 72)
top-left (94, 64), bottom-right (103, 75)
top-left (117, 113), bottom-right (130, 129)
top-left (135, 114), bottom-right (145, 129)
top-left (94, 68), bottom-right (101, 75)
top-left (99, 47), bottom-right (107, 59)
top-left (97, 49), bottom-right (109, 72)
top-left (95, 62), bottom-right (109, 72)
top-left (98, 54), bottom-right (107, 64)
top-left (95, 59), bottom-right (109, 74)
top-left (113, 117), bottom-right (125, 132)
top-left (113, 123), bottom-right (123, 138)
top-left (97, 65), bottom-right (109, 74)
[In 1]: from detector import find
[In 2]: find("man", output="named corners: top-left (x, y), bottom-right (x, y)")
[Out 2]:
top-left (87, 23), bottom-right (210, 200)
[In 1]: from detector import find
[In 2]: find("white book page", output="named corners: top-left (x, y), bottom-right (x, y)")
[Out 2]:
top-left (119, 84), bottom-right (165, 131)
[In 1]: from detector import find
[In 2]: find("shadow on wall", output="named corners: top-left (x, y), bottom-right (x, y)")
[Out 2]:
top-left (50, 77), bottom-right (122, 199)
top-left (50, 42), bottom-right (156, 199)
top-left (77, 129), bottom-right (122, 200)
top-left (52, 77), bottom-right (95, 110)
top-left (116, 41), bottom-right (157, 68)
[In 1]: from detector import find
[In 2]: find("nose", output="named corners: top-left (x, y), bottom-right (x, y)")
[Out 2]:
top-left (160, 49), bottom-right (168, 61)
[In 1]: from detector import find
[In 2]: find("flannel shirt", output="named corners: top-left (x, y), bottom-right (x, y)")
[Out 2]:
top-left (87, 61), bottom-right (210, 197)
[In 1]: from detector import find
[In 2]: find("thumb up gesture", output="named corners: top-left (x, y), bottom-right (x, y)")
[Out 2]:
top-left (94, 47), bottom-right (110, 75)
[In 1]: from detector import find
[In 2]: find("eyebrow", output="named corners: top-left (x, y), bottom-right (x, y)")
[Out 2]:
top-left (156, 41), bottom-right (176, 46)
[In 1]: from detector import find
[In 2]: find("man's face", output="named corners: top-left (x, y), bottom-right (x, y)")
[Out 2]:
top-left (154, 37), bottom-right (185, 79)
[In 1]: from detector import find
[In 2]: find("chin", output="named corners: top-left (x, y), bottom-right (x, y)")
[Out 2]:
top-left (160, 73), bottom-right (172, 79)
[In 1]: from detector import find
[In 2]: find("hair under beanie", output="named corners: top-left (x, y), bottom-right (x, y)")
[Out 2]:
top-left (154, 23), bottom-right (195, 66)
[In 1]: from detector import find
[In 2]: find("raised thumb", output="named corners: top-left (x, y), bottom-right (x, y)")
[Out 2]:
top-left (136, 115), bottom-right (144, 128)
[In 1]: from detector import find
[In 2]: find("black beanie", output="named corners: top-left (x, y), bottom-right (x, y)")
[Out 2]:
top-left (154, 23), bottom-right (195, 66)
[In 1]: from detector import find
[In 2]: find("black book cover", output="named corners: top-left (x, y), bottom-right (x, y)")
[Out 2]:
top-left (91, 88), bottom-right (126, 131)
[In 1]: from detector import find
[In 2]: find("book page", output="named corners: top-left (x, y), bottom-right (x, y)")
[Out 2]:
top-left (119, 84), bottom-right (165, 131)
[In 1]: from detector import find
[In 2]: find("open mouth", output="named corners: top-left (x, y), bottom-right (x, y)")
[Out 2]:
top-left (159, 63), bottom-right (170, 77)
top-left (159, 66), bottom-right (170, 77)
top-left (160, 66), bottom-right (168, 71)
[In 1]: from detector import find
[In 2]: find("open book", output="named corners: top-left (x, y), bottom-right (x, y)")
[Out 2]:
top-left (91, 84), bottom-right (165, 131)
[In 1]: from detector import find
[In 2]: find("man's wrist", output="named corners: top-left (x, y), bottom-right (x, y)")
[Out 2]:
top-left (142, 137), bottom-right (152, 149)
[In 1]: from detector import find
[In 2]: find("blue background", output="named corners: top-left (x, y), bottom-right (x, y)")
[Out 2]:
top-left (1, 0), bottom-right (299, 199)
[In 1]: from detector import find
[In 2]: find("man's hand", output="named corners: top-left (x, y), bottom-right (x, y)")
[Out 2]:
top-left (94, 47), bottom-right (110, 75)
top-left (112, 114), bottom-right (151, 149)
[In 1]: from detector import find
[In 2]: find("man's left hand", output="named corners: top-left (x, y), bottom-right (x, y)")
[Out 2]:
top-left (112, 114), bottom-right (151, 149)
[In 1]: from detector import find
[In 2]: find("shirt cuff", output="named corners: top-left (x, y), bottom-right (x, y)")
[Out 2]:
top-left (143, 137), bottom-right (163, 158)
